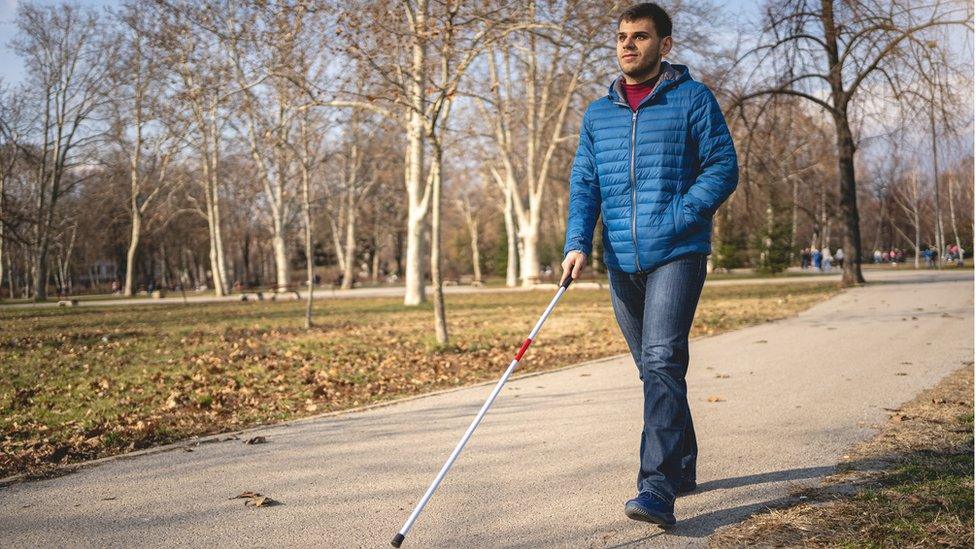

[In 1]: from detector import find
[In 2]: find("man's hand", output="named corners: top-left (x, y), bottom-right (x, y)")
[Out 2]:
top-left (560, 251), bottom-right (587, 286)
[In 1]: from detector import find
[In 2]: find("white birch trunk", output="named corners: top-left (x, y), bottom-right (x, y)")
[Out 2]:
top-left (504, 187), bottom-right (518, 287)
top-left (341, 189), bottom-right (356, 290)
top-left (124, 212), bottom-right (141, 296)
top-left (429, 142), bottom-right (448, 344)
top-left (402, 0), bottom-right (430, 306)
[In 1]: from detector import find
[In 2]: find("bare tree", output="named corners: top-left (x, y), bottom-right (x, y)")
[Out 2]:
top-left (226, 3), bottom-right (314, 292)
top-left (455, 189), bottom-right (484, 285)
top-left (147, 1), bottom-right (266, 296)
top-left (734, 0), bottom-right (972, 285)
top-left (109, 5), bottom-right (187, 296)
top-left (327, 118), bottom-right (381, 290)
top-left (476, 1), bottom-right (609, 286)
top-left (891, 167), bottom-right (923, 267)
top-left (12, 3), bottom-right (108, 300)
top-left (0, 85), bottom-right (26, 300)
top-left (297, 111), bottom-right (318, 328)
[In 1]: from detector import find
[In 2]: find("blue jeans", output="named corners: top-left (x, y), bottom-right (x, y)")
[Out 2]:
top-left (607, 252), bottom-right (707, 506)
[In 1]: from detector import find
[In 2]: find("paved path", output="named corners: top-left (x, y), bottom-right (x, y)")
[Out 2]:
top-left (1, 267), bottom-right (955, 310)
top-left (1, 270), bottom-right (972, 547)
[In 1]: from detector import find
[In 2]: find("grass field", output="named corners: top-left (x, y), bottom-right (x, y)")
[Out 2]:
top-left (0, 282), bottom-right (841, 478)
top-left (710, 365), bottom-right (974, 547)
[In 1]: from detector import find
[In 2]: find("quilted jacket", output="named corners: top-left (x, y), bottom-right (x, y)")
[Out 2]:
top-left (563, 61), bottom-right (738, 273)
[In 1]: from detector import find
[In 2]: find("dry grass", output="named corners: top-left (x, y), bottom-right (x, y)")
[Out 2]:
top-left (710, 364), bottom-right (974, 548)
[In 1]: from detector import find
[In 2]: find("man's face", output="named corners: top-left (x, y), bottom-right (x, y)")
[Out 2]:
top-left (616, 18), bottom-right (672, 82)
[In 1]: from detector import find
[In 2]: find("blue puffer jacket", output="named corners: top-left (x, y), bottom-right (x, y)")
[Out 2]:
top-left (563, 61), bottom-right (738, 273)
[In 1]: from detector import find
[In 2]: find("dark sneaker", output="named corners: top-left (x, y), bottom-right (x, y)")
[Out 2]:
top-left (677, 478), bottom-right (697, 495)
top-left (624, 492), bottom-right (676, 526)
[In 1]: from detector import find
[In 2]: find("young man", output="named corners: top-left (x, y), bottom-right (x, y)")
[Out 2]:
top-left (559, 3), bottom-right (738, 527)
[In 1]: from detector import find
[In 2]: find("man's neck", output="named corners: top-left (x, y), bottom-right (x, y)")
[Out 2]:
top-left (622, 62), bottom-right (662, 85)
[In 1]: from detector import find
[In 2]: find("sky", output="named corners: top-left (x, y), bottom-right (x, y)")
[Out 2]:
top-left (0, 0), bottom-right (117, 84)
top-left (0, 0), bottom-right (970, 156)
top-left (0, 0), bottom-right (764, 86)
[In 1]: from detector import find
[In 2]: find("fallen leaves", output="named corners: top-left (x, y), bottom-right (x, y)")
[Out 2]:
top-left (707, 395), bottom-right (726, 403)
top-left (231, 491), bottom-right (280, 507)
top-left (244, 436), bottom-right (267, 445)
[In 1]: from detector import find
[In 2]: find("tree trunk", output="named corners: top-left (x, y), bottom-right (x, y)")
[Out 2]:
top-left (429, 143), bottom-right (448, 345)
top-left (0, 175), bottom-right (4, 300)
top-left (929, 109), bottom-right (945, 269)
top-left (470, 221), bottom-right (482, 284)
top-left (833, 114), bottom-right (865, 285)
top-left (160, 242), bottom-right (171, 288)
top-left (205, 198), bottom-right (223, 295)
top-left (213, 185), bottom-right (229, 293)
top-left (272, 226), bottom-right (289, 292)
top-left (124, 211), bottom-right (141, 296)
top-left (341, 188), bottom-right (356, 290)
top-left (403, 0), bottom-right (429, 306)
top-left (32, 243), bottom-right (49, 301)
top-left (789, 175), bottom-right (798, 263)
top-left (209, 108), bottom-right (229, 295)
top-left (330, 214), bottom-right (346, 274)
top-left (821, 0), bottom-right (865, 286)
top-left (460, 200), bottom-right (482, 285)
top-left (519, 225), bottom-right (540, 286)
top-left (912, 170), bottom-right (920, 268)
top-left (370, 219), bottom-right (381, 284)
top-left (947, 174), bottom-right (962, 264)
top-left (503, 186), bottom-right (518, 287)
top-left (301, 119), bottom-right (315, 330)
top-left (6, 252), bottom-right (14, 300)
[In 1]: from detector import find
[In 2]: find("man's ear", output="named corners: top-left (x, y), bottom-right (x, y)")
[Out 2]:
top-left (660, 36), bottom-right (673, 57)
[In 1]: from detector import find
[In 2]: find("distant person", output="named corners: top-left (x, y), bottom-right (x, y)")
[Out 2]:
top-left (800, 247), bottom-right (811, 270)
top-left (873, 249), bottom-right (882, 264)
top-left (957, 246), bottom-right (966, 267)
top-left (812, 247), bottom-right (822, 270)
top-left (923, 247), bottom-right (934, 268)
top-left (948, 244), bottom-right (960, 264)
top-left (821, 246), bottom-right (833, 272)
top-left (834, 247), bottom-right (844, 270)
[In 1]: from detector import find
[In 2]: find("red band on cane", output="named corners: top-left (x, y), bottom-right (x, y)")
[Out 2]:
top-left (514, 338), bottom-right (533, 361)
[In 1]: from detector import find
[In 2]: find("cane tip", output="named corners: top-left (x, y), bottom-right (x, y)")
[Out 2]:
top-left (391, 533), bottom-right (405, 547)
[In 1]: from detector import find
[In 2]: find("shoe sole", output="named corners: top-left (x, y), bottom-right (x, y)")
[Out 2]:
top-left (624, 503), bottom-right (676, 527)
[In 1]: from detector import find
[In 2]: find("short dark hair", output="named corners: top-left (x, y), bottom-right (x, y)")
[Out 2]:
top-left (618, 3), bottom-right (672, 38)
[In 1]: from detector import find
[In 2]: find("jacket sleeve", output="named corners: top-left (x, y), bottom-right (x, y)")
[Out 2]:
top-left (563, 110), bottom-right (601, 257)
top-left (676, 87), bottom-right (738, 234)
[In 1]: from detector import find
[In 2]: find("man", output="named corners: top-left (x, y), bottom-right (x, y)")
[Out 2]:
top-left (559, 3), bottom-right (738, 528)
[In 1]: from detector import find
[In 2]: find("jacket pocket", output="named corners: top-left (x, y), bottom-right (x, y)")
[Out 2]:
top-left (672, 192), bottom-right (690, 235)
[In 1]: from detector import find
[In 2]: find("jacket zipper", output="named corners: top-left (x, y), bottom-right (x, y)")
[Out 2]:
top-left (629, 110), bottom-right (642, 271)
top-left (614, 72), bottom-right (675, 272)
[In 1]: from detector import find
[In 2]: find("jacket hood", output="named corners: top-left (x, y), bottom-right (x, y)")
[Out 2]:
top-left (608, 61), bottom-right (690, 104)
